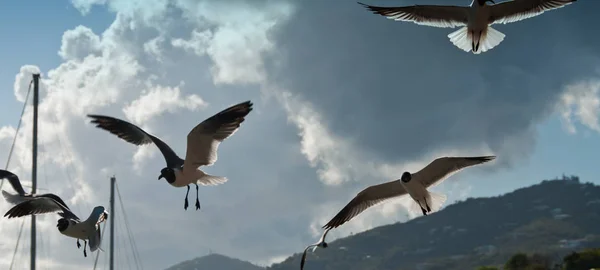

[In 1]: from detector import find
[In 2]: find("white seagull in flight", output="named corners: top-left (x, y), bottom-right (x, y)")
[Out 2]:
top-left (4, 191), bottom-right (109, 257)
top-left (322, 156), bottom-right (496, 230)
top-left (358, 0), bottom-right (577, 54)
top-left (87, 100), bottom-right (253, 211)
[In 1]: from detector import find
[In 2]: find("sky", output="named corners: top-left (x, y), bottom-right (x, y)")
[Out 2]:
top-left (0, 0), bottom-right (599, 269)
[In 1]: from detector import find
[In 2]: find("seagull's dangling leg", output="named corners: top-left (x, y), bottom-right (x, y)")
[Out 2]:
top-left (83, 240), bottom-right (88, 257)
top-left (194, 183), bottom-right (201, 210)
top-left (471, 30), bottom-right (475, 52)
top-left (184, 185), bottom-right (190, 210)
top-left (475, 31), bottom-right (481, 52)
top-left (77, 239), bottom-right (81, 249)
top-left (419, 199), bottom-right (428, 216)
top-left (424, 196), bottom-right (431, 213)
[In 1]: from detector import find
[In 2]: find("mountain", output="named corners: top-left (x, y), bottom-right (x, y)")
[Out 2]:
top-left (268, 175), bottom-right (600, 270)
top-left (164, 253), bottom-right (263, 270)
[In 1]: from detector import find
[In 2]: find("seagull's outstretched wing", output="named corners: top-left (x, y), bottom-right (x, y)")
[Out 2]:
top-left (88, 114), bottom-right (184, 168)
top-left (322, 181), bottom-right (407, 230)
top-left (358, 2), bottom-right (469, 28)
top-left (414, 156), bottom-right (496, 188)
top-left (301, 229), bottom-right (331, 270)
top-left (317, 228), bottom-right (330, 245)
top-left (183, 101), bottom-right (253, 172)
top-left (300, 244), bottom-right (317, 270)
top-left (4, 196), bottom-right (79, 221)
top-left (0, 169), bottom-right (26, 195)
top-left (489, 0), bottom-right (576, 25)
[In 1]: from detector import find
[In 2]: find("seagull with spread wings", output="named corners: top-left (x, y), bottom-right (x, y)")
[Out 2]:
top-left (4, 193), bottom-right (109, 257)
top-left (322, 156), bottom-right (496, 230)
top-left (87, 100), bottom-right (253, 211)
top-left (300, 229), bottom-right (331, 270)
top-left (358, 0), bottom-right (577, 54)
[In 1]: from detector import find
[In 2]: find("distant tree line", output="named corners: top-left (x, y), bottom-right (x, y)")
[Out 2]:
top-left (477, 248), bottom-right (600, 270)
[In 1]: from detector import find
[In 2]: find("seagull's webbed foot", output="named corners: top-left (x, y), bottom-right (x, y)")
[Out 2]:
top-left (195, 183), bottom-right (200, 210)
top-left (184, 185), bottom-right (190, 210)
top-left (421, 207), bottom-right (428, 216)
top-left (83, 240), bottom-right (88, 257)
top-left (426, 204), bottom-right (431, 213)
top-left (77, 239), bottom-right (81, 249)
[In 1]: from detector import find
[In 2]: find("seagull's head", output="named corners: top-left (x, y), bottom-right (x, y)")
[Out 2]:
top-left (322, 242), bottom-right (328, 248)
top-left (158, 167), bottom-right (175, 183)
top-left (400, 172), bottom-right (412, 183)
top-left (56, 218), bottom-right (69, 232)
top-left (477, 0), bottom-right (495, 5)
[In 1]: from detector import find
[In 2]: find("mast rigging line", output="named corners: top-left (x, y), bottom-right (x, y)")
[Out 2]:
top-left (93, 221), bottom-right (109, 270)
top-left (115, 182), bottom-right (143, 270)
top-left (0, 79), bottom-right (33, 189)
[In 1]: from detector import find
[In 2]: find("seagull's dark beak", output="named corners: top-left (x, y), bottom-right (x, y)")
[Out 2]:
top-left (158, 175), bottom-right (163, 180)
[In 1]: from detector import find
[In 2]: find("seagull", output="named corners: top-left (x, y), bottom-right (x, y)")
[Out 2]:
top-left (300, 229), bottom-right (331, 270)
top-left (358, 0), bottom-right (577, 54)
top-left (1, 169), bottom-right (73, 209)
top-left (87, 100), bottom-right (253, 211)
top-left (4, 195), bottom-right (109, 257)
top-left (322, 156), bottom-right (496, 230)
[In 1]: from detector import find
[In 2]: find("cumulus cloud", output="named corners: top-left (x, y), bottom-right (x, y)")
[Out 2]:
top-left (123, 82), bottom-right (207, 124)
top-left (59, 26), bottom-right (102, 61)
top-left (558, 79), bottom-right (600, 134)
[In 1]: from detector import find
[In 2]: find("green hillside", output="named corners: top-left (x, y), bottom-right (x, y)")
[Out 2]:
top-left (268, 175), bottom-right (600, 270)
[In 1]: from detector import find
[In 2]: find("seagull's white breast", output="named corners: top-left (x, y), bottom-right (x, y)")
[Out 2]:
top-left (400, 178), bottom-right (428, 201)
top-left (59, 220), bottom-right (93, 240)
top-left (172, 168), bottom-right (206, 187)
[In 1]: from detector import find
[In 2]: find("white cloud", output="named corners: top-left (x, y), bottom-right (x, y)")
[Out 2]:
top-left (13, 65), bottom-right (41, 103)
top-left (558, 79), bottom-right (600, 134)
top-left (171, 0), bottom-right (294, 85)
top-left (143, 35), bottom-right (166, 62)
top-left (123, 82), bottom-right (207, 124)
top-left (277, 90), bottom-right (391, 187)
top-left (171, 29), bottom-right (213, 57)
top-left (59, 26), bottom-right (102, 61)
top-left (70, 0), bottom-right (107, 15)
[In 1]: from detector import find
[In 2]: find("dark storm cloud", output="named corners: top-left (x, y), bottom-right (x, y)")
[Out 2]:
top-left (265, 0), bottom-right (600, 166)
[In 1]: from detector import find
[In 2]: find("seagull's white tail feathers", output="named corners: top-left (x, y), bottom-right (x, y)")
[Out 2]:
top-left (2, 190), bottom-right (24, 205)
top-left (426, 191), bottom-right (447, 213)
top-left (448, 27), bottom-right (472, 53)
top-left (476, 26), bottom-right (505, 54)
top-left (447, 26), bottom-right (505, 54)
top-left (197, 173), bottom-right (228, 186)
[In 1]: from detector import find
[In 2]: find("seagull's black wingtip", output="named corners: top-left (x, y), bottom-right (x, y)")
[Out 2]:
top-left (470, 156), bottom-right (496, 162)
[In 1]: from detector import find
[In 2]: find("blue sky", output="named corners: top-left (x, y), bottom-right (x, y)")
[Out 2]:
top-left (0, 0), bottom-right (599, 269)
top-left (0, 0), bottom-right (113, 125)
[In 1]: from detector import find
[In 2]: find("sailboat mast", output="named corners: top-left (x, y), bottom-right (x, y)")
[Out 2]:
top-left (31, 73), bottom-right (39, 270)
top-left (110, 176), bottom-right (115, 270)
